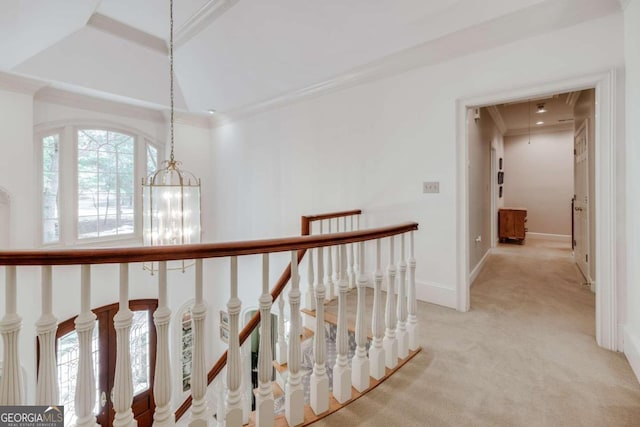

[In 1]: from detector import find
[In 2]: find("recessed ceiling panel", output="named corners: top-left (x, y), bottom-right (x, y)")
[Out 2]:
top-left (97, 0), bottom-right (210, 39)
top-left (0, 0), bottom-right (99, 68)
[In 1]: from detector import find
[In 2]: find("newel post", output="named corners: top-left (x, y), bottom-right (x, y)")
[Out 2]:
top-left (113, 264), bottom-right (136, 427)
top-left (407, 231), bottom-right (419, 350)
top-left (369, 239), bottom-right (386, 380)
top-left (226, 256), bottom-right (243, 427)
top-left (396, 234), bottom-right (409, 359)
top-left (75, 265), bottom-right (99, 427)
top-left (310, 245), bottom-right (329, 415)
top-left (255, 254), bottom-right (274, 427)
top-left (285, 251), bottom-right (304, 426)
top-left (190, 259), bottom-right (210, 427)
top-left (351, 241), bottom-right (370, 392)
top-left (333, 244), bottom-right (352, 402)
top-left (0, 266), bottom-right (23, 405)
top-left (384, 237), bottom-right (398, 369)
top-left (153, 261), bottom-right (174, 427)
top-left (36, 265), bottom-right (59, 405)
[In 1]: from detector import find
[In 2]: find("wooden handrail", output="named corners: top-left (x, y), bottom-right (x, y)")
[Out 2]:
top-left (300, 209), bottom-right (361, 235)
top-left (0, 222), bottom-right (415, 266)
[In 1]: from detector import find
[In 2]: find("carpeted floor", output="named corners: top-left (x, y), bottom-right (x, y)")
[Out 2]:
top-left (315, 239), bottom-right (640, 426)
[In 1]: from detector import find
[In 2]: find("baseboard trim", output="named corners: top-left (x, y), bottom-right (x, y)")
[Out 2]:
top-left (526, 232), bottom-right (572, 243)
top-left (416, 280), bottom-right (456, 309)
top-left (624, 327), bottom-right (640, 384)
top-left (469, 249), bottom-right (491, 286)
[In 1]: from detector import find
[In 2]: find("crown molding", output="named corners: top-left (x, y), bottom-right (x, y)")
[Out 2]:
top-left (566, 91), bottom-right (582, 107)
top-left (618, 0), bottom-right (631, 11)
top-left (504, 122), bottom-right (574, 137)
top-left (35, 87), bottom-right (166, 123)
top-left (174, 112), bottom-right (215, 129)
top-left (175, 0), bottom-right (240, 47)
top-left (87, 13), bottom-right (167, 54)
top-left (0, 71), bottom-right (49, 96)
top-left (485, 106), bottom-right (507, 135)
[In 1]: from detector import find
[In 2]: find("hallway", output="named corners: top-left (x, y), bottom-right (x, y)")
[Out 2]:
top-left (317, 239), bottom-right (640, 426)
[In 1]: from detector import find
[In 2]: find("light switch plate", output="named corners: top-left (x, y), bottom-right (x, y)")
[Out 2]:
top-left (423, 181), bottom-right (440, 194)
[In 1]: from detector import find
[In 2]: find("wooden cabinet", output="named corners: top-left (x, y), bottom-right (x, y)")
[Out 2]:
top-left (499, 208), bottom-right (527, 242)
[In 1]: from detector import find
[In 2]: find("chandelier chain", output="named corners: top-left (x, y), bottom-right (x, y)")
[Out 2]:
top-left (169, 0), bottom-right (175, 163)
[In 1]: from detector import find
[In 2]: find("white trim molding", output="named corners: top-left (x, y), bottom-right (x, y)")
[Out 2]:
top-left (525, 232), bottom-right (572, 243)
top-left (415, 280), bottom-right (456, 309)
top-left (0, 71), bottom-right (48, 95)
top-left (176, 0), bottom-right (241, 47)
top-left (485, 106), bottom-right (507, 135)
top-left (505, 122), bottom-right (574, 137)
top-left (469, 249), bottom-right (491, 286)
top-left (624, 326), bottom-right (640, 383)
top-left (457, 70), bottom-right (620, 351)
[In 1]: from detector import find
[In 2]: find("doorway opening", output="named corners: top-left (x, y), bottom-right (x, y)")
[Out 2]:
top-left (456, 71), bottom-right (619, 351)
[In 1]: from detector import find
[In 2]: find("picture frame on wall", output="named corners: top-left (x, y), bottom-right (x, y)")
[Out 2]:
top-left (499, 157), bottom-right (503, 170)
top-left (499, 186), bottom-right (503, 198)
top-left (498, 171), bottom-right (504, 185)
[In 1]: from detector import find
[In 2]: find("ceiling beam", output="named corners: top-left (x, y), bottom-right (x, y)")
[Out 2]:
top-left (505, 122), bottom-right (574, 137)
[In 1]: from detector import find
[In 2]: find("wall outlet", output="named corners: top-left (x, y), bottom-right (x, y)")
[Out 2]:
top-left (423, 181), bottom-right (440, 194)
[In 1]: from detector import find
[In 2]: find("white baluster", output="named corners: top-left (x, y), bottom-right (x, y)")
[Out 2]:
top-left (310, 246), bottom-right (329, 415)
top-left (396, 234), bottom-right (409, 359)
top-left (348, 217), bottom-right (355, 290)
top-left (0, 266), bottom-right (23, 405)
top-left (369, 240), bottom-right (386, 380)
top-left (255, 254), bottom-right (274, 427)
top-left (153, 262), bottom-right (174, 427)
top-left (226, 256), bottom-right (243, 427)
top-left (190, 259), bottom-right (210, 427)
top-left (75, 265), bottom-right (99, 427)
top-left (333, 244), bottom-right (352, 403)
top-left (383, 237), bottom-right (398, 369)
top-left (285, 251), bottom-right (304, 426)
top-left (407, 231), bottom-right (419, 351)
top-left (113, 264), bottom-right (136, 427)
top-left (325, 222), bottom-right (334, 301)
top-left (276, 292), bottom-right (287, 365)
top-left (305, 247), bottom-right (315, 311)
top-left (36, 265), bottom-right (58, 405)
top-left (352, 241), bottom-right (370, 392)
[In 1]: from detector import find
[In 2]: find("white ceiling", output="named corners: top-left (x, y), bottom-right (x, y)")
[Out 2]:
top-left (0, 0), bottom-right (621, 116)
top-left (497, 93), bottom-right (576, 133)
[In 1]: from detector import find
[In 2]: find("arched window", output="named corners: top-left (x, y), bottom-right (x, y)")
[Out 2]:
top-left (38, 125), bottom-right (160, 246)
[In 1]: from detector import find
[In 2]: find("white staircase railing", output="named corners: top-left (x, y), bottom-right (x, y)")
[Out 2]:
top-left (0, 210), bottom-right (419, 427)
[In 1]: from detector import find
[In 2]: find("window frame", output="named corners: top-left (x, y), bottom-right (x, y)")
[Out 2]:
top-left (35, 121), bottom-right (162, 247)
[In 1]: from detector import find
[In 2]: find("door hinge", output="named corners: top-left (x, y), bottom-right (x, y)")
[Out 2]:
top-left (586, 254), bottom-right (588, 263)
top-left (574, 149), bottom-right (577, 155)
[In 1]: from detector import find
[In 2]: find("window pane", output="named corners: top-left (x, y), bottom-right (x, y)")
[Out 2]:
top-left (131, 311), bottom-right (150, 395)
top-left (147, 144), bottom-right (158, 177)
top-left (42, 134), bottom-right (60, 243)
top-left (77, 130), bottom-right (135, 239)
top-left (57, 322), bottom-right (100, 426)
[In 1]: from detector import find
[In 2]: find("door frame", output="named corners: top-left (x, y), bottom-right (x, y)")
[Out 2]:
top-left (456, 70), bottom-right (619, 351)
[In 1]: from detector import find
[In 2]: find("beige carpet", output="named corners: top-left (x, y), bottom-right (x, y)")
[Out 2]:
top-left (316, 239), bottom-right (640, 426)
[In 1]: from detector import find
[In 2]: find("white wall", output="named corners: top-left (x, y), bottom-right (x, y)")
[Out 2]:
top-left (468, 108), bottom-right (503, 276)
top-left (503, 130), bottom-right (574, 236)
top-left (210, 14), bottom-right (625, 309)
top-left (623, 0), bottom-right (640, 381)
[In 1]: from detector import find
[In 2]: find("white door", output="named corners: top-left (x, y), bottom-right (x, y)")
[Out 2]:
top-left (574, 120), bottom-right (590, 284)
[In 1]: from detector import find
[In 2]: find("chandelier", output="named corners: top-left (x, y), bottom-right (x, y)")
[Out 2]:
top-left (142, 0), bottom-right (201, 272)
